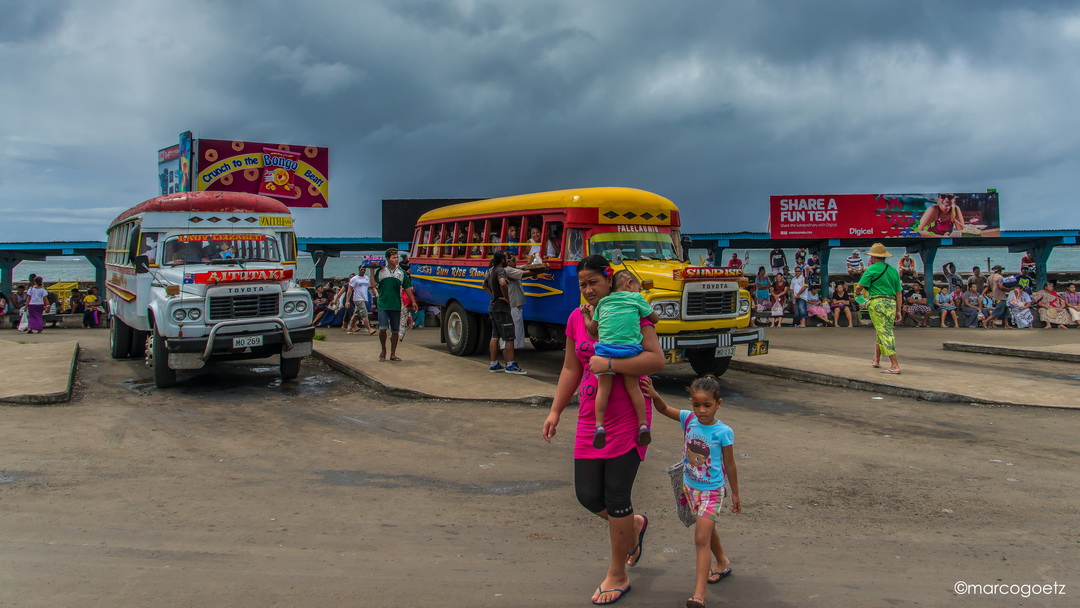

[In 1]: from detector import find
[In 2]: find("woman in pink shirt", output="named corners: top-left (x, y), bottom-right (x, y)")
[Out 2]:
top-left (542, 254), bottom-right (665, 606)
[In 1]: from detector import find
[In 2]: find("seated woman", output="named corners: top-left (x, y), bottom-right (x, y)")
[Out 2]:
top-left (82, 287), bottom-right (104, 328)
top-left (961, 283), bottom-right (989, 328)
top-left (1063, 283), bottom-right (1080, 326)
top-left (903, 281), bottom-right (932, 327)
top-left (934, 283), bottom-right (960, 328)
top-left (804, 285), bottom-right (833, 326)
top-left (1007, 285), bottom-right (1035, 328)
top-left (1031, 281), bottom-right (1070, 329)
top-left (830, 282), bottom-right (854, 327)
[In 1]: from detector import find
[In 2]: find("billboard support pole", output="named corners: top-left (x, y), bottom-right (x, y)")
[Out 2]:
top-left (1008, 237), bottom-right (1076, 289)
top-left (906, 239), bottom-right (952, 303)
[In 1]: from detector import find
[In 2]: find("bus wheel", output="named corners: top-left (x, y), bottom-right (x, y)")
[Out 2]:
top-left (151, 328), bottom-right (177, 389)
top-left (472, 313), bottom-right (492, 356)
top-left (445, 302), bottom-right (479, 356)
top-left (280, 355), bottom-right (301, 380)
top-left (687, 350), bottom-right (732, 377)
top-left (130, 330), bottom-right (148, 358)
top-left (530, 337), bottom-right (563, 351)
top-left (110, 317), bottom-right (132, 359)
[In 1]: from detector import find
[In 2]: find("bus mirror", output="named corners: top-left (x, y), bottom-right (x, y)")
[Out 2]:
top-left (611, 249), bottom-right (623, 265)
top-left (133, 255), bottom-right (150, 274)
top-left (311, 250), bottom-right (328, 267)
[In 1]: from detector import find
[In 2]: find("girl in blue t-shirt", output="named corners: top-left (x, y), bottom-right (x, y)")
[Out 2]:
top-left (644, 374), bottom-right (741, 608)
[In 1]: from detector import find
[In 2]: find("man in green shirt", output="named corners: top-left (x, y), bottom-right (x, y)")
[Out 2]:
top-left (855, 243), bottom-right (903, 374)
top-left (372, 248), bottom-right (417, 362)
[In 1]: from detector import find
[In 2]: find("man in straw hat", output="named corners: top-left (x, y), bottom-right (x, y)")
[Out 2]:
top-left (854, 243), bottom-right (903, 374)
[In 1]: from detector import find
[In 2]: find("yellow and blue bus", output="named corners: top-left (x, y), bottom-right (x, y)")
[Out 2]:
top-left (408, 187), bottom-right (765, 375)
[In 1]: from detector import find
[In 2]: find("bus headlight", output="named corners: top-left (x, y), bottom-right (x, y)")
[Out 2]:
top-left (738, 297), bottom-right (750, 315)
top-left (187, 308), bottom-right (202, 321)
top-left (284, 301), bottom-right (296, 313)
top-left (295, 301), bottom-right (308, 313)
top-left (172, 309), bottom-right (188, 322)
top-left (651, 300), bottom-right (680, 319)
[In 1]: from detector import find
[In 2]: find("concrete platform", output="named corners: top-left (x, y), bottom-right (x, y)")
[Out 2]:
top-left (943, 340), bottom-right (1080, 363)
top-left (0, 338), bottom-right (79, 405)
top-left (733, 326), bottom-right (1080, 409)
top-left (312, 327), bottom-right (555, 406)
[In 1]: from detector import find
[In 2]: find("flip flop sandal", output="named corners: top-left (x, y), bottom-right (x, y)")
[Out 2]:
top-left (626, 515), bottom-right (648, 566)
top-left (390, 356), bottom-right (402, 361)
top-left (686, 597), bottom-right (706, 608)
top-left (637, 424), bottom-right (651, 446)
top-left (591, 585), bottom-right (631, 605)
top-left (707, 567), bottom-right (732, 584)
top-left (881, 369), bottom-right (902, 374)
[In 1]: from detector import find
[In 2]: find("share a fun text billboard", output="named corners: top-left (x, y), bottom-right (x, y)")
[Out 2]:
top-left (769, 193), bottom-right (1000, 239)
top-left (193, 139), bottom-right (330, 208)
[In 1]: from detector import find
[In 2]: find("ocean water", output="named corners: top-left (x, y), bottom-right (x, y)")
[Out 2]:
top-left (9, 246), bottom-right (1080, 285)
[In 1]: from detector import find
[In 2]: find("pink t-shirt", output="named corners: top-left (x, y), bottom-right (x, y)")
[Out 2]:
top-left (566, 308), bottom-right (653, 460)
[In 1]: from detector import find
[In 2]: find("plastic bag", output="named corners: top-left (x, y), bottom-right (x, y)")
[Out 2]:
top-left (17, 308), bottom-right (29, 332)
top-left (667, 462), bottom-right (697, 528)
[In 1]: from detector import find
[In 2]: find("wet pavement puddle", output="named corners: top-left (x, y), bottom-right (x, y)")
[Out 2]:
top-left (315, 470), bottom-right (567, 495)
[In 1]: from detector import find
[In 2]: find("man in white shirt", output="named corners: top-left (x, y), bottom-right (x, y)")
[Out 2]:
top-left (790, 266), bottom-right (809, 327)
top-left (346, 266), bottom-right (376, 335)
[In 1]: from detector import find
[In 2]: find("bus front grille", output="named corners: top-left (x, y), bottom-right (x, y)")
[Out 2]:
top-left (683, 292), bottom-right (738, 318)
top-left (208, 294), bottom-right (279, 320)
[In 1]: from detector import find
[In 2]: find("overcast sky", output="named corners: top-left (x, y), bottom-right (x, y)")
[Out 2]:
top-left (2, 0), bottom-right (1079, 243)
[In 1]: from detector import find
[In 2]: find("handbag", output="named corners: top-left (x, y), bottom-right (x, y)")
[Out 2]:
top-left (667, 415), bottom-right (698, 528)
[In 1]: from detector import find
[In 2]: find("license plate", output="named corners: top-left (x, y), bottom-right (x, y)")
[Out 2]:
top-left (748, 340), bottom-right (769, 356)
top-left (233, 335), bottom-right (263, 349)
top-left (714, 345), bottom-right (735, 358)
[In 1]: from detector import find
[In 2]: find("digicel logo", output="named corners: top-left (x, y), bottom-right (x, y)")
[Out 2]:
top-left (194, 269), bottom-right (293, 283)
top-left (674, 267), bottom-right (744, 280)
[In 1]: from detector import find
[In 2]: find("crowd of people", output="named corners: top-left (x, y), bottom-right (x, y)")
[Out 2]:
top-left (1, 274), bottom-right (105, 332)
top-left (745, 248), bottom-right (1079, 330)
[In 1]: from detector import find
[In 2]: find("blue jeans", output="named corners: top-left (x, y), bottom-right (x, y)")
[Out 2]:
top-left (794, 299), bottom-right (808, 321)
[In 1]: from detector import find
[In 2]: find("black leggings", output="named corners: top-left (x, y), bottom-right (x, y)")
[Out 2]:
top-left (574, 448), bottom-right (642, 519)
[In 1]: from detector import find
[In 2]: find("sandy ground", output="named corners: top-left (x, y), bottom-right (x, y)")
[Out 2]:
top-left (0, 329), bottom-right (1077, 607)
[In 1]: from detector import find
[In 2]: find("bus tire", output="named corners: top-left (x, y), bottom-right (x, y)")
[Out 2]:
top-left (687, 350), bottom-right (732, 377)
top-left (131, 330), bottom-right (149, 358)
top-left (280, 355), bottom-right (301, 380)
top-left (152, 328), bottom-right (177, 389)
top-left (529, 337), bottom-right (563, 351)
top-left (110, 317), bottom-right (132, 359)
top-left (472, 313), bottom-right (492, 355)
top-left (445, 302), bottom-right (479, 356)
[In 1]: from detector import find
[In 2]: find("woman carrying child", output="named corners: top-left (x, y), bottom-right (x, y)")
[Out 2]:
top-left (643, 374), bottom-right (741, 608)
top-left (542, 255), bottom-right (665, 606)
top-left (582, 269), bottom-right (661, 449)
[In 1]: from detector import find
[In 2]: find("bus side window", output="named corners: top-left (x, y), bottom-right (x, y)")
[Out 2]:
top-left (277, 232), bottom-right (296, 263)
top-left (544, 222), bottom-right (563, 259)
top-left (490, 218), bottom-right (506, 253)
top-left (524, 217), bottom-right (543, 260)
top-left (411, 228), bottom-right (422, 258)
top-left (468, 220), bottom-right (482, 258)
top-left (142, 232), bottom-right (162, 265)
top-left (505, 217), bottom-right (523, 256)
top-left (565, 228), bottom-right (584, 261)
top-left (438, 223), bottom-right (450, 257)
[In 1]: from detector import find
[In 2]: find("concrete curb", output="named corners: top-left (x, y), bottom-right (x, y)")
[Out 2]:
top-left (728, 358), bottom-right (1077, 410)
top-left (312, 349), bottom-right (553, 407)
top-left (0, 343), bottom-right (78, 406)
top-left (943, 341), bottom-right (1080, 363)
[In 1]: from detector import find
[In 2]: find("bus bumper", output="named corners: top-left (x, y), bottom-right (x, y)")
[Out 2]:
top-left (164, 323), bottom-right (315, 369)
top-left (657, 327), bottom-right (765, 352)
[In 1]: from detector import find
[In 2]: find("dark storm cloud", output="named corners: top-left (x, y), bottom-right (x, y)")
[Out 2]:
top-left (1, 0), bottom-right (1078, 241)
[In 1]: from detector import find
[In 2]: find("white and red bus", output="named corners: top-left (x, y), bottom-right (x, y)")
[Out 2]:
top-left (105, 191), bottom-right (314, 387)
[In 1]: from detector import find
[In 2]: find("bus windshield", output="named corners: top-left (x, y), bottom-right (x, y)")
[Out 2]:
top-left (162, 234), bottom-right (282, 265)
top-left (589, 232), bottom-right (679, 261)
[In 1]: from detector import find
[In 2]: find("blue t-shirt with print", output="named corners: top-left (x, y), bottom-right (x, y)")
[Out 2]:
top-left (680, 410), bottom-right (734, 491)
